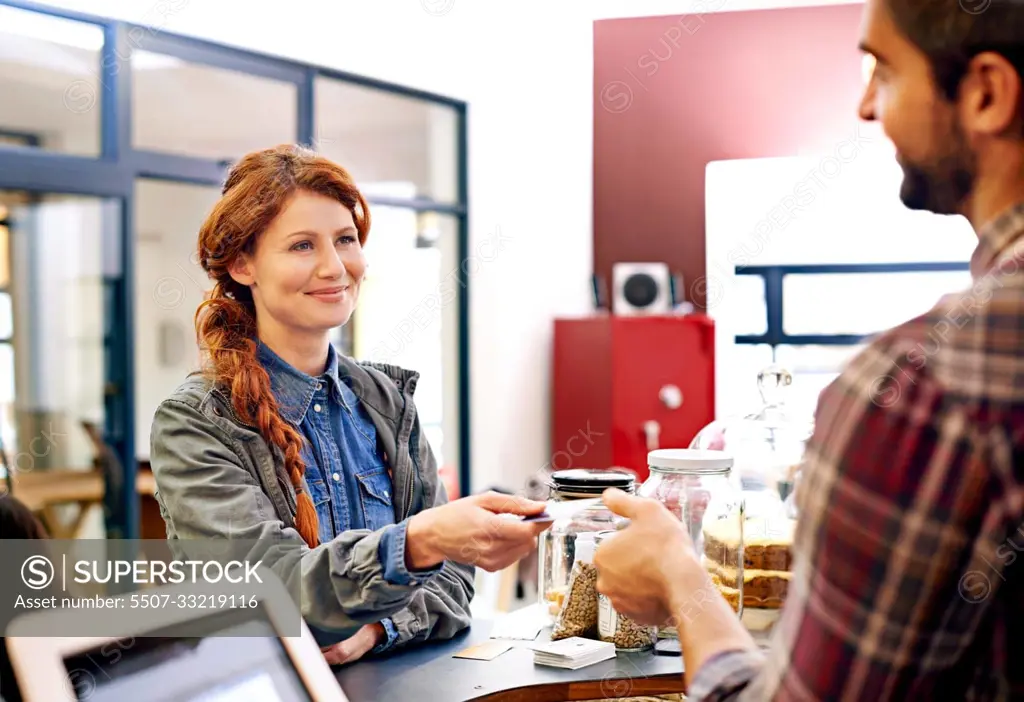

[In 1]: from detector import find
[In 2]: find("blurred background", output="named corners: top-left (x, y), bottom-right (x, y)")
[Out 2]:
top-left (0, 0), bottom-right (975, 616)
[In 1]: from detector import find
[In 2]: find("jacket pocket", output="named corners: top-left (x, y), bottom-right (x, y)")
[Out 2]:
top-left (356, 469), bottom-right (395, 531)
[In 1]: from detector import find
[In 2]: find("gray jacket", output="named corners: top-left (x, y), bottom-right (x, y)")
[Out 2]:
top-left (149, 356), bottom-right (474, 648)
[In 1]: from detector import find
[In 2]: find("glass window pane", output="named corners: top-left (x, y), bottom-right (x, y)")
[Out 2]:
top-left (0, 341), bottom-right (12, 481)
top-left (0, 342), bottom-right (14, 403)
top-left (0, 224), bottom-right (9, 288)
top-left (134, 179), bottom-right (221, 458)
top-left (132, 51), bottom-right (297, 161)
top-left (732, 274), bottom-right (767, 336)
top-left (783, 270), bottom-right (972, 336)
top-left (4, 190), bottom-right (116, 470)
top-left (775, 344), bottom-right (866, 418)
top-left (718, 343), bottom-right (775, 420)
top-left (0, 292), bottom-right (12, 339)
top-left (0, 6), bottom-right (103, 156)
top-left (351, 210), bottom-right (461, 474)
top-left (314, 77), bottom-right (460, 203)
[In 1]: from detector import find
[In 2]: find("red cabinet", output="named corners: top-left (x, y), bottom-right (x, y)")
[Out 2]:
top-left (552, 315), bottom-right (715, 483)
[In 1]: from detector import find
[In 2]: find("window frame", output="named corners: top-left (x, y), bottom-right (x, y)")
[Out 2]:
top-left (734, 261), bottom-right (971, 347)
top-left (731, 262), bottom-right (972, 419)
top-left (0, 0), bottom-right (471, 538)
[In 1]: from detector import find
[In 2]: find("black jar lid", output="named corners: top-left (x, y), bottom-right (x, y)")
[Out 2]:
top-left (548, 468), bottom-right (636, 495)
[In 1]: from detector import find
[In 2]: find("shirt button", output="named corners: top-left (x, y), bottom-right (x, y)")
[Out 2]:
top-left (332, 473), bottom-right (340, 482)
top-left (314, 404), bottom-right (322, 412)
top-left (316, 382), bottom-right (323, 391)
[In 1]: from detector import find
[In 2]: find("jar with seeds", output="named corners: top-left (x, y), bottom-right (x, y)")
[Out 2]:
top-left (550, 532), bottom-right (599, 641)
top-left (595, 531), bottom-right (657, 651)
top-left (537, 469), bottom-right (636, 624)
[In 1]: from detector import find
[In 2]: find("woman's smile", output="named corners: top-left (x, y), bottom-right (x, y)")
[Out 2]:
top-left (305, 284), bottom-right (351, 303)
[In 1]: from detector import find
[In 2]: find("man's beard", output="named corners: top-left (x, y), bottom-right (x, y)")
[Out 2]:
top-left (898, 119), bottom-right (975, 216)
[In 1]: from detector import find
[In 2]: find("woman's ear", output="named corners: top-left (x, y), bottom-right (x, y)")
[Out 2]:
top-left (227, 254), bottom-right (255, 287)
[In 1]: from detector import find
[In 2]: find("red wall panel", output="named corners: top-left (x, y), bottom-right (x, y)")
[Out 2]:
top-left (553, 316), bottom-right (715, 482)
top-left (593, 4), bottom-right (871, 309)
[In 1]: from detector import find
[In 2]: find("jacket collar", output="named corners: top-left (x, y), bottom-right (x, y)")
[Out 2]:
top-left (335, 356), bottom-right (419, 424)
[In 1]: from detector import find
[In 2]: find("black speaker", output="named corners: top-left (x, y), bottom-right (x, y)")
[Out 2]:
top-left (611, 263), bottom-right (672, 316)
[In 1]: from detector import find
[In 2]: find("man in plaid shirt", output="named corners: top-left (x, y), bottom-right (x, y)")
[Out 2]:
top-left (593, 0), bottom-right (1024, 699)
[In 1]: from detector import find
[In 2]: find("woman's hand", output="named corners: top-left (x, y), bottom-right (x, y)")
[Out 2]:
top-left (406, 491), bottom-right (551, 572)
top-left (321, 623), bottom-right (387, 666)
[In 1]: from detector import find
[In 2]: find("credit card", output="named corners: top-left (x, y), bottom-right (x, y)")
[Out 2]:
top-left (521, 498), bottom-right (603, 523)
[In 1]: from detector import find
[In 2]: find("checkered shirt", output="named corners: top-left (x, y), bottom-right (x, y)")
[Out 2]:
top-left (689, 203), bottom-right (1024, 701)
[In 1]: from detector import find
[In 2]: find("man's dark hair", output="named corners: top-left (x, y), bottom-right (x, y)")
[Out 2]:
top-left (886, 0), bottom-right (1024, 100)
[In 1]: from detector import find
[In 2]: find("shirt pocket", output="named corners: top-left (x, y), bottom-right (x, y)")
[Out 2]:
top-left (304, 476), bottom-right (334, 544)
top-left (356, 469), bottom-right (395, 531)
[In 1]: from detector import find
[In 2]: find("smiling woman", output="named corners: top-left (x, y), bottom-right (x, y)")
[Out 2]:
top-left (147, 144), bottom-right (549, 668)
top-left (191, 144), bottom-right (373, 548)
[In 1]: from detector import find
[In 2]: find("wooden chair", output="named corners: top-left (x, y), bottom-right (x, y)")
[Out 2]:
top-left (8, 422), bottom-right (155, 539)
top-left (81, 420), bottom-right (126, 537)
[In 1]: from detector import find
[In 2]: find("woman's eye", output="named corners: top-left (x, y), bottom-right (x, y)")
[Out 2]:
top-left (337, 235), bottom-right (357, 245)
top-left (292, 241), bottom-right (312, 251)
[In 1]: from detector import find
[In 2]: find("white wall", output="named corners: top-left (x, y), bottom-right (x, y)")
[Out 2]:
top-left (134, 180), bottom-right (221, 458)
top-left (43, 0), bottom-right (866, 495)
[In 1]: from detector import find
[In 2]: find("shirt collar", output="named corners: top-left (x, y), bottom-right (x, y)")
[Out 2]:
top-left (970, 200), bottom-right (1024, 280)
top-left (256, 341), bottom-right (346, 425)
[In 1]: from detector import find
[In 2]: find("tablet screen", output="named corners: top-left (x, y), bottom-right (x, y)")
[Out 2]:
top-left (62, 605), bottom-right (313, 702)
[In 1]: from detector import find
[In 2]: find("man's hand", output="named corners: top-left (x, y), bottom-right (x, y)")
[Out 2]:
top-left (320, 623), bottom-right (387, 666)
top-left (594, 488), bottom-right (703, 627)
top-left (406, 491), bottom-right (551, 572)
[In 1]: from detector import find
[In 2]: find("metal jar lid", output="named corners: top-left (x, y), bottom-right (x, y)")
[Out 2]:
top-left (548, 468), bottom-right (636, 496)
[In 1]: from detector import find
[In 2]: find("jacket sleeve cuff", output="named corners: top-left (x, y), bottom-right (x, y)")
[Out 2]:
top-left (686, 649), bottom-right (765, 701)
top-left (378, 520), bottom-right (444, 586)
top-left (371, 617), bottom-right (400, 654)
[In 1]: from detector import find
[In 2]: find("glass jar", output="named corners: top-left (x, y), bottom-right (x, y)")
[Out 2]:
top-left (687, 365), bottom-right (812, 644)
top-left (537, 468), bottom-right (636, 623)
top-left (638, 449), bottom-right (744, 638)
top-left (595, 530), bottom-right (657, 651)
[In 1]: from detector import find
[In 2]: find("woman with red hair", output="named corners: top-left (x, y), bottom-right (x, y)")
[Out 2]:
top-left (150, 145), bottom-right (548, 665)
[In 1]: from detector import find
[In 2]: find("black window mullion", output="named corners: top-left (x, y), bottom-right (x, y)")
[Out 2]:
top-left (735, 262), bottom-right (972, 348)
top-left (299, 68), bottom-right (315, 148)
top-left (132, 30), bottom-right (306, 85)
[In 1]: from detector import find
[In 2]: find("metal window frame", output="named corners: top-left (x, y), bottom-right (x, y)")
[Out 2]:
top-left (0, 0), bottom-right (472, 537)
top-left (734, 262), bottom-right (971, 347)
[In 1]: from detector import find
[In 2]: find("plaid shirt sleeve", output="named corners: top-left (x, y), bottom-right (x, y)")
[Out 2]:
top-left (688, 285), bottom-right (1024, 700)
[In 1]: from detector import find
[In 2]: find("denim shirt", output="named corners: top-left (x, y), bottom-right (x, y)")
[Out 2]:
top-left (258, 341), bottom-right (405, 652)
